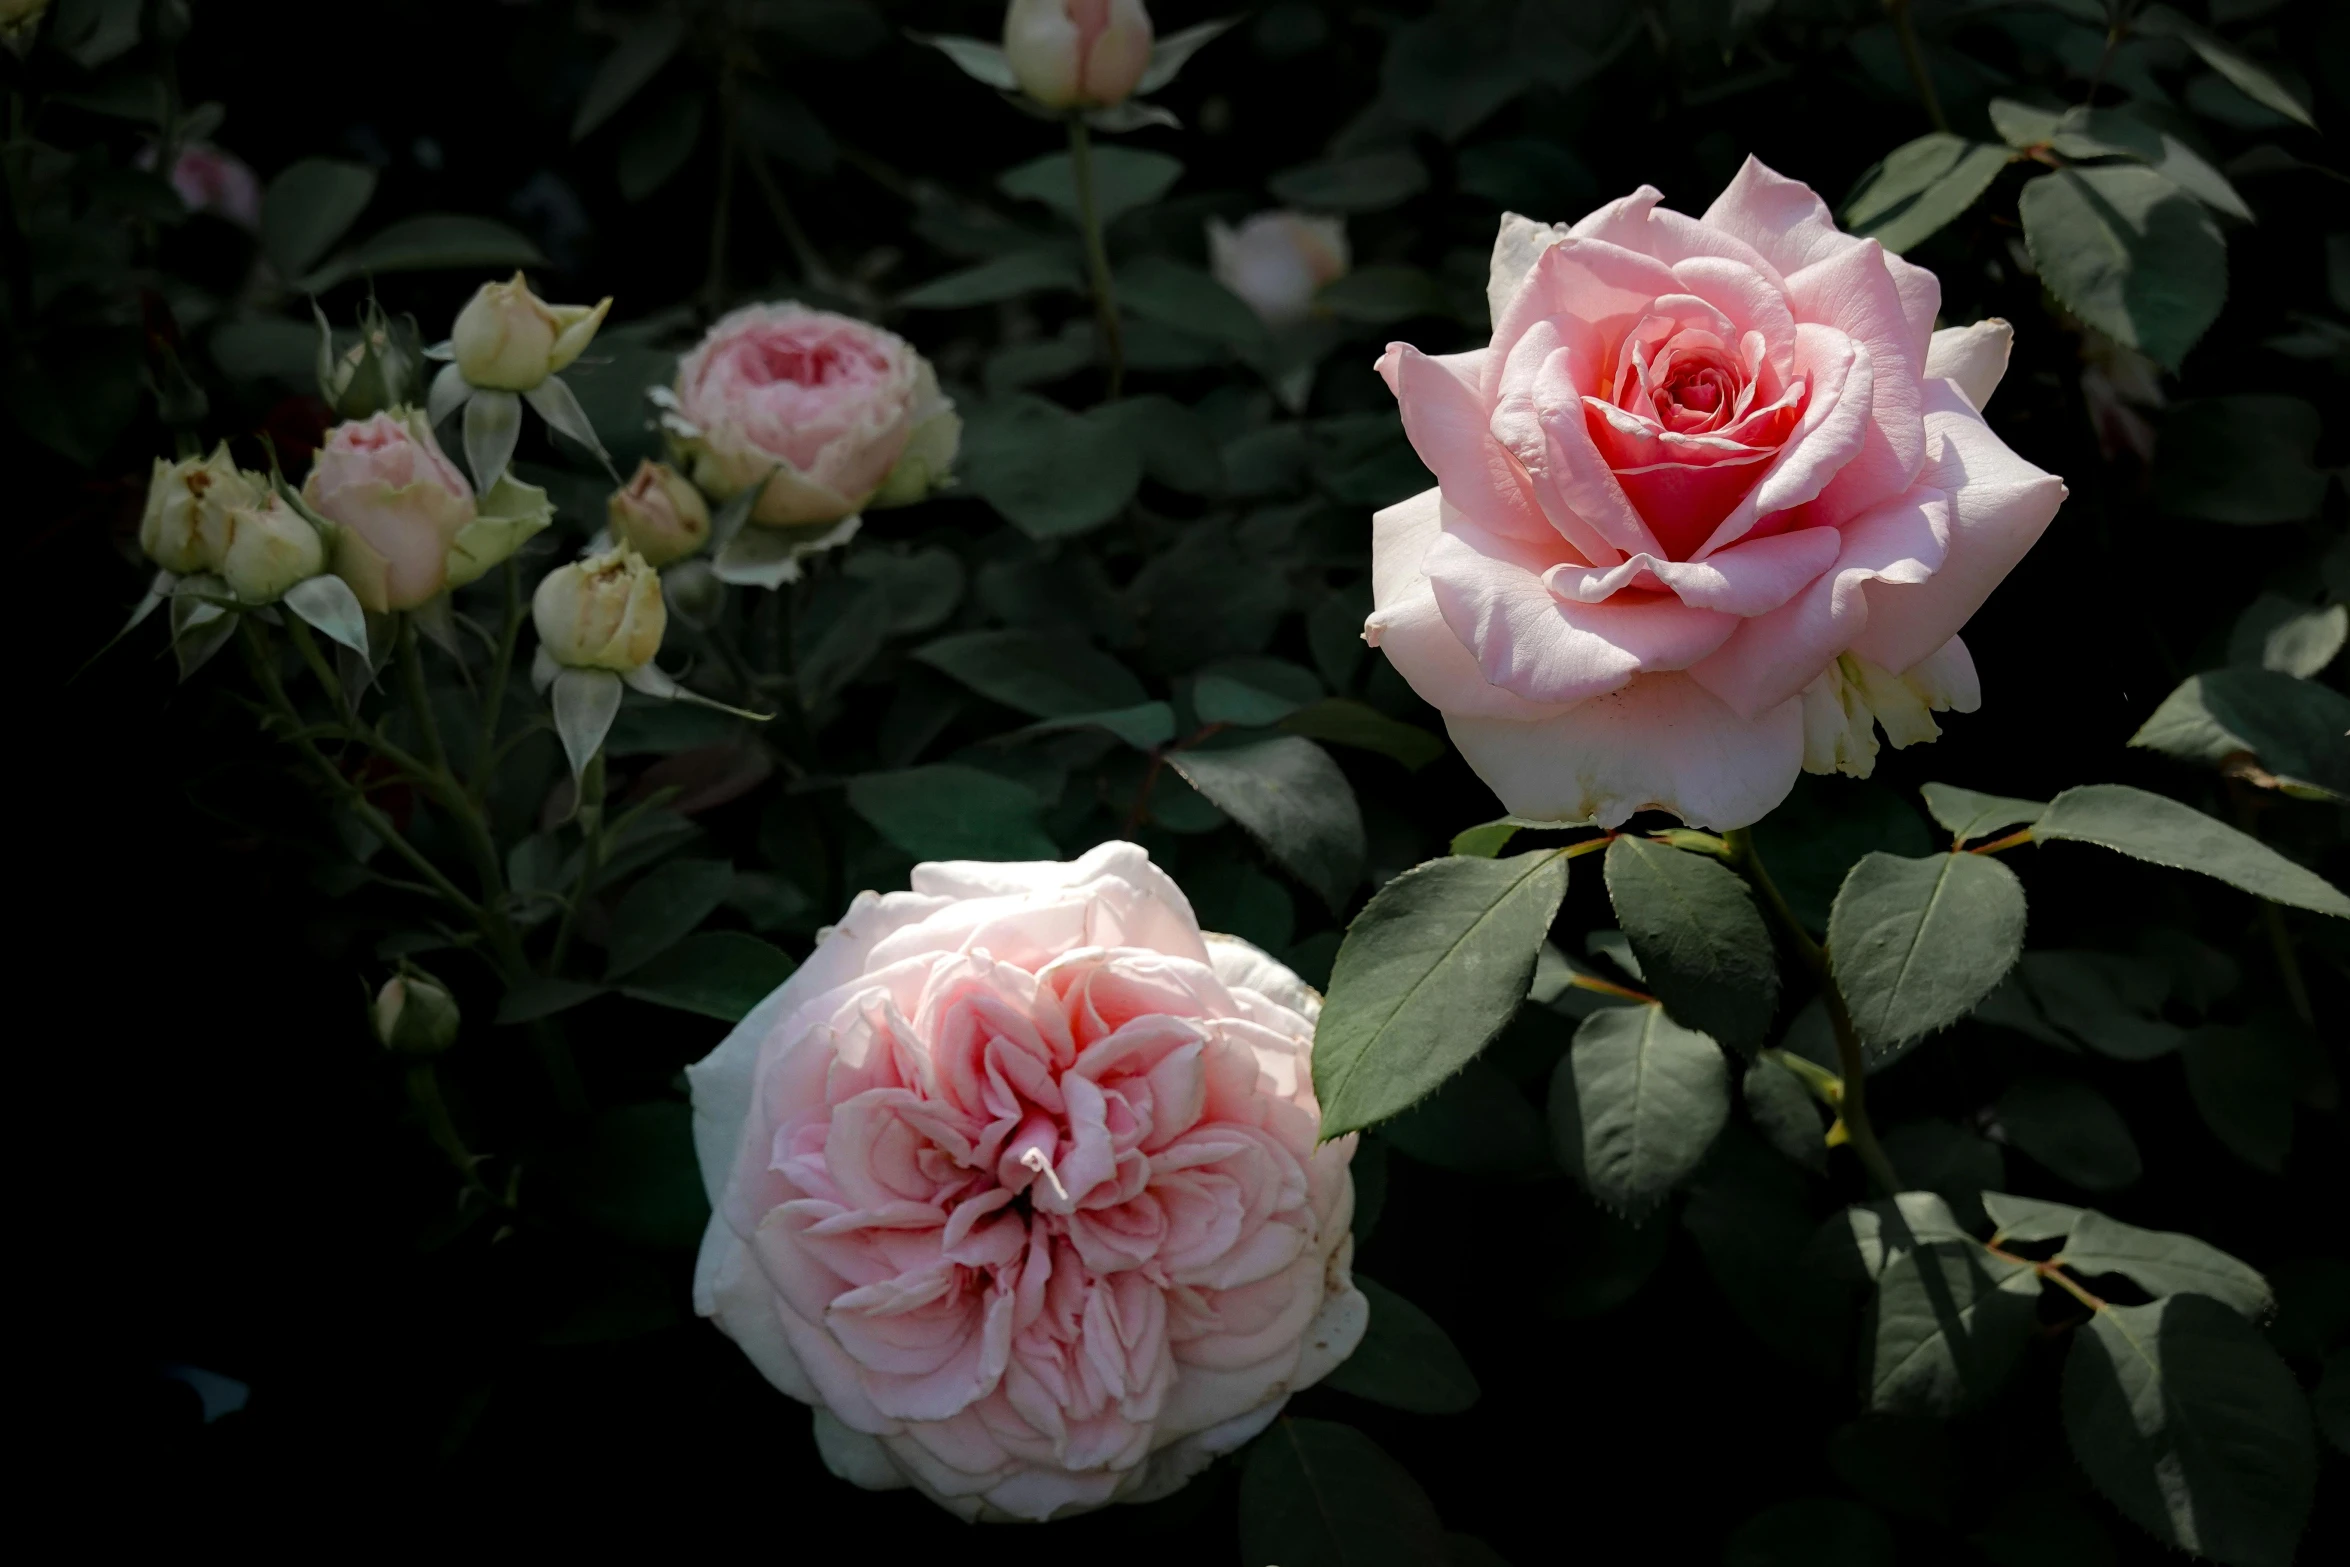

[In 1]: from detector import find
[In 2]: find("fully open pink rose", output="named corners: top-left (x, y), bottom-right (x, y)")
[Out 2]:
top-left (662, 303), bottom-right (960, 527)
top-left (1368, 158), bottom-right (2066, 829)
top-left (304, 409), bottom-right (474, 612)
top-left (689, 842), bottom-right (1363, 1522)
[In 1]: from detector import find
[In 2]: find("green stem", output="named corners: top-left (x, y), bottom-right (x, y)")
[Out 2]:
top-left (1067, 116), bottom-right (1125, 401)
top-left (548, 751), bottom-right (607, 975)
top-left (1724, 826), bottom-right (1901, 1197)
top-left (472, 560), bottom-right (523, 804)
top-left (405, 1061), bottom-right (505, 1208)
top-left (281, 616), bottom-right (351, 718)
top-left (399, 616), bottom-right (521, 970)
top-left (1884, 0), bottom-right (1949, 133)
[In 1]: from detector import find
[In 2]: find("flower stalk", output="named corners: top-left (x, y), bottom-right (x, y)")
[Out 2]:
top-left (1067, 117), bottom-right (1125, 400)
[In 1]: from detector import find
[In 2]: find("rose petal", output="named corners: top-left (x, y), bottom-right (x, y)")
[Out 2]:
top-left (1923, 319), bottom-right (2013, 412)
top-left (1783, 238), bottom-right (1927, 528)
top-left (1365, 489), bottom-right (1575, 720)
top-left (1375, 343), bottom-right (1553, 545)
top-left (1553, 526), bottom-right (1843, 616)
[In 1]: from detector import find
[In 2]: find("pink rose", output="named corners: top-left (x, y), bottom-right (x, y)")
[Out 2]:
top-left (1003, 0), bottom-right (1153, 110)
top-left (663, 303), bottom-right (960, 528)
top-left (688, 842), bottom-right (1364, 1522)
top-left (1368, 158), bottom-right (2066, 829)
top-left (161, 144), bottom-right (261, 229)
top-left (304, 409), bottom-right (474, 612)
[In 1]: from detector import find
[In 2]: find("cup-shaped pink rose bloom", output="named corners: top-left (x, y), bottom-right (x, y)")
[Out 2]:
top-left (689, 842), bottom-right (1364, 1522)
top-left (303, 409), bottom-right (475, 613)
top-left (1369, 158), bottom-right (2066, 829)
top-left (662, 303), bottom-right (960, 528)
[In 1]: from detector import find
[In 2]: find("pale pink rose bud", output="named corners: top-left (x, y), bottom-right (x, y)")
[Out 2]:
top-left (214, 492), bottom-right (327, 604)
top-left (1003, 0), bottom-right (1153, 110)
top-left (1208, 211), bottom-right (1350, 327)
top-left (532, 545), bottom-right (665, 672)
top-left (451, 272), bottom-right (612, 392)
top-left (1366, 161), bottom-right (2067, 830)
top-left (165, 144), bottom-right (262, 229)
top-left (607, 459), bottom-right (711, 568)
top-left (139, 443), bottom-right (260, 575)
top-left (372, 969), bottom-right (458, 1057)
top-left (303, 409), bottom-right (475, 613)
top-left (688, 841), bottom-right (1366, 1521)
top-left (662, 303), bottom-right (959, 528)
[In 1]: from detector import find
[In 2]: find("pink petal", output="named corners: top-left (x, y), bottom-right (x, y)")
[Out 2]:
top-left (1669, 256), bottom-right (1797, 380)
top-left (1488, 236), bottom-right (1683, 391)
top-left (1553, 526), bottom-right (1842, 616)
top-left (1783, 240), bottom-right (1928, 528)
top-left (1364, 490), bottom-right (1573, 721)
top-left (1375, 343), bottom-right (1553, 545)
top-left (1568, 182), bottom-right (1792, 294)
top-left (1923, 320), bottom-right (2013, 412)
top-left (1699, 155), bottom-right (1857, 278)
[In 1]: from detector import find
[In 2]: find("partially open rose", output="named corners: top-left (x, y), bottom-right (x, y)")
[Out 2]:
top-left (1368, 159), bottom-right (2065, 828)
top-left (689, 843), bottom-right (1363, 1521)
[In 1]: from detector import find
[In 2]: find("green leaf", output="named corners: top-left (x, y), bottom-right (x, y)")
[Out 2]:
top-left (1996, 1077), bottom-right (2143, 1191)
top-left (1982, 1191), bottom-right (2086, 1245)
top-left (261, 158), bottom-right (377, 280)
top-left (2130, 668), bottom-right (2350, 799)
top-left (1843, 134), bottom-right (2012, 252)
top-left (900, 250), bottom-right (1082, 309)
top-left (1867, 1240), bottom-right (2039, 1415)
top-left (1280, 698), bottom-right (1443, 772)
top-left (1745, 1054), bottom-right (1828, 1173)
top-left (2018, 165), bottom-right (2226, 372)
top-left (1550, 1004), bottom-right (1730, 1219)
top-left (497, 976), bottom-right (602, 1025)
top-left (843, 547), bottom-right (965, 636)
top-left (1381, 1057), bottom-right (1548, 1176)
top-left (1828, 852), bottom-right (2027, 1059)
top-left (845, 765), bottom-right (1058, 863)
top-left (605, 858), bottom-right (733, 978)
top-left (2034, 784), bottom-right (2350, 918)
top-left (998, 147), bottom-right (1182, 228)
top-left (1883, 1123), bottom-right (2005, 1233)
top-left (1918, 782), bottom-right (2045, 845)
top-left (2064, 1294), bottom-right (2316, 1567)
top-left (1269, 151), bottom-right (1430, 213)
top-left (1237, 1419), bottom-right (1450, 1567)
top-left (1991, 99), bottom-right (2252, 220)
top-left (1753, 776), bottom-right (1934, 930)
top-left (2152, 397), bottom-right (2327, 525)
top-left (1116, 255), bottom-right (1266, 349)
top-left (1009, 703), bottom-right (1176, 751)
top-left (1604, 836), bottom-right (1778, 1052)
top-left (958, 394), bottom-right (1142, 538)
top-left (617, 94), bottom-right (704, 202)
top-left (1449, 820), bottom-right (1521, 859)
top-left (571, 15), bottom-right (686, 139)
top-left (1835, 1192), bottom-right (1974, 1280)
top-left (1167, 737), bottom-right (1364, 913)
top-left (1136, 17), bottom-right (1237, 94)
top-left (304, 215), bottom-right (545, 292)
top-left (280, 573), bottom-right (369, 658)
top-left (912, 31), bottom-right (1017, 90)
top-left (912, 629), bottom-right (1146, 718)
top-left (1724, 1499), bottom-right (1896, 1567)
top-left (541, 1102), bottom-right (709, 1249)
top-left (1313, 851), bottom-right (1572, 1138)
top-left (2134, 4), bottom-right (2316, 129)
top-left (2058, 1211), bottom-right (2272, 1320)
top-left (1316, 265), bottom-right (1453, 324)
top-left (2181, 1024), bottom-right (2296, 1175)
top-left (2018, 949), bottom-right (2182, 1060)
top-left (2230, 595), bottom-right (2347, 679)
top-left (1193, 655), bottom-right (1323, 727)
top-left (617, 931), bottom-right (796, 1023)
top-left (1320, 1276), bottom-right (1480, 1414)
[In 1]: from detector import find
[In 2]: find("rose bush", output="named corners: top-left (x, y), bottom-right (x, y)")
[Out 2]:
top-left (1367, 159), bottom-right (2066, 829)
top-left (688, 842), bottom-right (1363, 1521)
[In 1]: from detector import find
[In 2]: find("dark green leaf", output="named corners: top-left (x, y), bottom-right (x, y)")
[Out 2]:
top-left (1269, 152), bottom-right (1430, 213)
top-left (2035, 784), bottom-right (2350, 918)
top-left (1449, 820), bottom-right (1521, 858)
top-left (1382, 1057), bottom-right (1548, 1176)
top-left (1724, 1499), bottom-right (1896, 1567)
top-left (261, 158), bottom-right (377, 279)
top-left (998, 147), bottom-right (1182, 227)
top-left (1010, 703), bottom-right (1176, 751)
top-left (901, 251), bottom-right (1083, 309)
top-left (845, 765), bottom-right (1058, 862)
top-left (843, 548), bottom-right (965, 636)
top-left (617, 94), bottom-right (704, 202)
top-left (1991, 99), bottom-right (2252, 219)
top-left (2130, 668), bottom-right (2350, 799)
top-left (2064, 1294), bottom-right (2315, 1567)
top-left (2018, 165), bottom-right (2226, 372)
top-left (2181, 1025), bottom-right (2296, 1175)
top-left (1603, 836), bottom-right (1777, 1052)
top-left (1193, 655), bottom-right (1323, 727)
top-left (605, 858), bottom-right (732, 978)
top-left (572, 15), bottom-right (686, 139)
top-left (1828, 852), bottom-right (2027, 1059)
top-left (958, 394), bottom-right (1142, 538)
top-left (1753, 776), bottom-right (1934, 930)
top-left (305, 215), bottom-right (545, 291)
top-left (1544, 1193), bottom-right (1671, 1319)
top-left (2152, 397), bottom-right (2327, 525)
top-left (1320, 1277), bottom-right (1479, 1414)
top-left (618, 931), bottom-right (796, 1023)
top-left (1744, 1055), bottom-right (1828, 1173)
top-left (541, 1101), bottom-right (709, 1249)
top-left (2135, 4), bottom-right (2316, 128)
top-left (1843, 134), bottom-right (2012, 252)
top-left (1281, 698), bottom-right (1444, 771)
top-left (1834, 1192), bottom-right (1975, 1280)
top-left (1996, 1078), bottom-right (2142, 1191)
top-left (497, 976), bottom-right (602, 1025)
top-left (912, 629), bottom-right (1146, 718)
top-left (1168, 737), bottom-right (1364, 913)
top-left (1882, 1123), bottom-right (2004, 1232)
top-left (2019, 949), bottom-right (2182, 1060)
top-left (2230, 595), bottom-right (2347, 679)
top-left (1919, 782), bottom-right (2046, 845)
top-left (1867, 1241), bottom-right (2039, 1414)
top-left (1550, 1004), bottom-right (1729, 1219)
top-left (2058, 1211), bottom-right (2271, 1319)
top-left (1982, 1191), bottom-right (2087, 1245)
top-left (1238, 1419), bottom-right (1449, 1567)
top-left (1313, 851), bottom-right (1572, 1138)
top-left (1116, 255), bottom-right (1266, 350)
top-left (1317, 265), bottom-right (1452, 324)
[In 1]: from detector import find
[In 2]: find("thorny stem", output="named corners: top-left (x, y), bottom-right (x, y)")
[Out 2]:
top-left (1884, 0), bottom-right (1949, 133)
top-left (399, 619), bottom-right (515, 955)
top-left (405, 1061), bottom-right (506, 1209)
top-left (1067, 117), bottom-right (1125, 401)
top-left (1723, 826), bottom-right (1902, 1197)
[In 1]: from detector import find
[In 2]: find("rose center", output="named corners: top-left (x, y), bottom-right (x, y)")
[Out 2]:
top-left (749, 339), bottom-right (866, 387)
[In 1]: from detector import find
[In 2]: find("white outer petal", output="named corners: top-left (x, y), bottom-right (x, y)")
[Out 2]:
top-left (1924, 319), bottom-right (2013, 412)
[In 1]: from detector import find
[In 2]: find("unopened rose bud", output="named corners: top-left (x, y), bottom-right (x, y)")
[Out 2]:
top-left (215, 493), bottom-right (327, 604)
top-left (327, 329), bottom-right (417, 420)
top-left (373, 969), bottom-right (459, 1056)
top-left (607, 460), bottom-right (711, 568)
top-left (1003, 0), bottom-right (1152, 110)
top-left (451, 272), bottom-right (612, 393)
top-left (1209, 211), bottom-right (1350, 327)
top-left (533, 545), bottom-right (666, 672)
top-left (139, 444), bottom-right (260, 575)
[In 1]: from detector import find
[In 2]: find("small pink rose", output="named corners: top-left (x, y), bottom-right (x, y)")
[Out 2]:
top-left (1367, 158), bottom-right (2067, 829)
top-left (1003, 0), bottom-right (1153, 110)
top-left (304, 409), bottom-right (475, 612)
top-left (167, 144), bottom-right (261, 229)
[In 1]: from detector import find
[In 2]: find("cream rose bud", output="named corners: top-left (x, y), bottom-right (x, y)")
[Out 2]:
top-left (533, 546), bottom-right (665, 672)
top-left (608, 460), bottom-right (711, 567)
top-left (1003, 0), bottom-right (1152, 110)
top-left (214, 493), bottom-right (327, 604)
top-left (304, 409), bottom-right (475, 613)
top-left (1208, 212), bottom-right (1350, 327)
top-left (373, 970), bottom-right (459, 1057)
top-left (139, 444), bottom-right (259, 575)
top-left (451, 273), bottom-right (612, 392)
top-left (664, 304), bottom-right (959, 527)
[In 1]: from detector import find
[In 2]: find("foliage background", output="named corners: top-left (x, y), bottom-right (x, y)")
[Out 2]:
top-left (16, 0), bottom-right (2346, 1557)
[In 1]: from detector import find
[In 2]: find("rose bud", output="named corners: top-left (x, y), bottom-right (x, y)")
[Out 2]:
top-left (373, 969), bottom-right (459, 1057)
top-left (139, 444), bottom-right (259, 575)
top-left (663, 303), bottom-right (960, 528)
top-left (533, 545), bottom-right (666, 672)
top-left (1208, 211), bottom-right (1350, 327)
top-left (1366, 160), bottom-right (2066, 830)
top-left (214, 493), bottom-right (327, 604)
top-left (608, 459), bottom-right (712, 567)
top-left (450, 272), bottom-right (612, 393)
top-left (1003, 0), bottom-right (1152, 111)
top-left (303, 409), bottom-right (476, 613)
top-left (689, 841), bottom-right (1365, 1521)
top-left (325, 329), bottom-right (418, 421)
